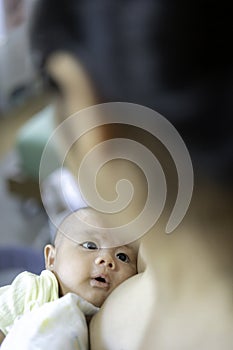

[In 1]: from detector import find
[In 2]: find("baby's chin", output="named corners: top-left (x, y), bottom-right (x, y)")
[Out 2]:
top-left (88, 295), bottom-right (107, 308)
top-left (78, 289), bottom-right (109, 308)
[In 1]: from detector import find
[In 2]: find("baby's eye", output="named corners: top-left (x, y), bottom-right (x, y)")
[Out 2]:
top-left (81, 241), bottom-right (98, 250)
top-left (116, 252), bottom-right (130, 263)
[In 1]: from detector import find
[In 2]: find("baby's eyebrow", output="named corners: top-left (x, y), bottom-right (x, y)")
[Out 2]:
top-left (117, 244), bottom-right (131, 249)
top-left (115, 244), bottom-right (136, 253)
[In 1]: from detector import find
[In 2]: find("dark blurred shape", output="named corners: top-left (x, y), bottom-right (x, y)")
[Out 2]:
top-left (29, 0), bottom-right (233, 183)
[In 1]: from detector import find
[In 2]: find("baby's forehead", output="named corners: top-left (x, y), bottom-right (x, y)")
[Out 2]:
top-left (60, 209), bottom-right (106, 232)
top-left (58, 209), bottom-right (139, 252)
top-left (58, 209), bottom-right (119, 247)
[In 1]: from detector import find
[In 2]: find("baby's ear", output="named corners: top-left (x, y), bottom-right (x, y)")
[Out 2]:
top-left (44, 244), bottom-right (56, 270)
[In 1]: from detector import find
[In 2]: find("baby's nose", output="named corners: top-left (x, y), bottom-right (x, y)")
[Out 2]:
top-left (95, 252), bottom-right (115, 269)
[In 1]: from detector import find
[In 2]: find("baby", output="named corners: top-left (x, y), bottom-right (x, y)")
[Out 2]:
top-left (0, 207), bottom-right (138, 349)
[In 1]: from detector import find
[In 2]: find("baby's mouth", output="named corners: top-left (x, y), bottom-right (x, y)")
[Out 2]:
top-left (95, 276), bottom-right (106, 283)
top-left (91, 274), bottom-right (110, 289)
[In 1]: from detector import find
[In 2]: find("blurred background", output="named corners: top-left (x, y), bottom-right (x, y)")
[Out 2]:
top-left (0, 0), bottom-right (51, 285)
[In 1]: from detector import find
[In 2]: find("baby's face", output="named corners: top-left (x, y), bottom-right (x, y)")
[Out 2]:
top-left (45, 210), bottom-right (138, 307)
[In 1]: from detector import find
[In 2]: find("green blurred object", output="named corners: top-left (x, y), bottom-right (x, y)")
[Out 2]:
top-left (16, 105), bottom-right (61, 180)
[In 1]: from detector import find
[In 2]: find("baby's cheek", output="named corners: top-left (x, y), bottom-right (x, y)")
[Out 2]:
top-left (117, 268), bottom-right (135, 285)
top-left (55, 270), bottom-right (76, 295)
